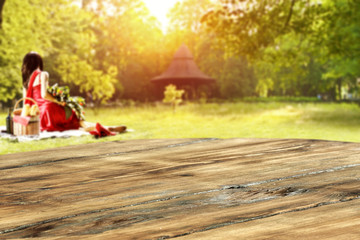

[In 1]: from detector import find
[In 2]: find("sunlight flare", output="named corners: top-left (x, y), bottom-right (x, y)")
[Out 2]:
top-left (142, 0), bottom-right (182, 32)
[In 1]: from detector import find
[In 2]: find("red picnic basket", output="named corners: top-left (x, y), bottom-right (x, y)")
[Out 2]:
top-left (12, 97), bottom-right (40, 136)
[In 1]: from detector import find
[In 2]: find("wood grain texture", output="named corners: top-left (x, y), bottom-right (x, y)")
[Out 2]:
top-left (0, 138), bottom-right (359, 239)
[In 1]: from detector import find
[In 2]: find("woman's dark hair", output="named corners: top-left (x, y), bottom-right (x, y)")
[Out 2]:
top-left (22, 52), bottom-right (43, 88)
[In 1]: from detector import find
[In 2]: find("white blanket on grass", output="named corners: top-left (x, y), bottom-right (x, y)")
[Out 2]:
top-left (0, 126), bottom-right (89, 142)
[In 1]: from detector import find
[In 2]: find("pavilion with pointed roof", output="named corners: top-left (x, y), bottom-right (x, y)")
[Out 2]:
top-left (151, 44), bottom-right (216, 99)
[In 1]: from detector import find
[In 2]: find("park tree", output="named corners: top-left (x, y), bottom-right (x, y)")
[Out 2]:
top-left (1, 0), bottom-right (359, 104)
top-left (253, 33), bottom-right (325, 97)
top-left (167, 0), bottom-right (256, 99)
top-left (82, 0), bottom-right (165, 101)
top-left (167, 0), bottom-right (213, 51)
top-left (39, 0), bottom-right (120, 103)
top-left (197, 37), bottom-right (256, 99)
top-left (201, 0), bottom-right (360, 99)
top-left (0, 0), bottom-right (5, 28)
top-left (0, 0), bottom-right (119, 104)
top-left (317, 0), bottom-right (360, 99)
top-left (201, 0), bottom-right (323, 58)
top-left (0, 0), bottom-right (43, 102)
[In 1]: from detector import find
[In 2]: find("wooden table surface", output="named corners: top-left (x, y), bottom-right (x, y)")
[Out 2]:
top-left (0, 138), bottom-right (359, 239)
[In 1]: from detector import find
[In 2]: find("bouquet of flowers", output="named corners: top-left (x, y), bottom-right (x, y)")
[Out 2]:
top-left (47, 84), bottom-right (86, 120)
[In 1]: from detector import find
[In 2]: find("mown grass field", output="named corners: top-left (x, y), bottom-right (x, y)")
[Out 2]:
top-left (1, 101), bottom-right (360, 155)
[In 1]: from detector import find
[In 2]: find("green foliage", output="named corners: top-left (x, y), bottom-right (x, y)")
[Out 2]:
top-left (252, 33), bottom-right (325, 97)
top-left (0, 0), bottom-right (34, 101)
top-left (201, 0), bottom-right (360, 99)
top-left (55, 54), bottom-right (117, 103)
top-left (0, 0), bottom-right (122, 104)
top-left (163, 84), bottom-right (185, 111)
top-left (256, 78), bottom-right (274, 98)
top-left (167, 0), bottom-right (257, 100)
top-left (45, 1), bottom-right (118, 103)
top-left (318, 0), bottom-right (360, 60)
top-left (88, 0), bottom-right (163, 101)
top-left (0, 0), bottom-right (359, 104)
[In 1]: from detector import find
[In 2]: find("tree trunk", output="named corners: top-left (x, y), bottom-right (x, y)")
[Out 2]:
top-left (283, 0), bottom-right (296, 31)
top-left (337, 78), bottom-right (342, 100)
top-left (0, 0), bottom-right (5, 28)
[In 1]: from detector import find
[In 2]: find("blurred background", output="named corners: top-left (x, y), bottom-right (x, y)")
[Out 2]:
top-left (0, 0), bottom-right (359, 106)
top-left (1, 0), bottom-right (360, 154)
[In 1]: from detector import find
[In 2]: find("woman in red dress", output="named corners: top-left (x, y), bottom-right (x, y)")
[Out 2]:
top-left (21, 52), bottom-right (125, 135)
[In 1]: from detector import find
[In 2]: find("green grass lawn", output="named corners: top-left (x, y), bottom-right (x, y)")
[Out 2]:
top-left (1, 101), bottom-right (360, 155)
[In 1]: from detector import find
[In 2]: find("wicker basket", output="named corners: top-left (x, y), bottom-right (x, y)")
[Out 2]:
top-left (12, 97), bottom-right (40, 136)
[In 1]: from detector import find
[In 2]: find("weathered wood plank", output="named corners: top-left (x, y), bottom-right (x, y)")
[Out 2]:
top-left (0, 138), bottom-right (359, 239)
top-left (179, 199), bottom-right (360, 240)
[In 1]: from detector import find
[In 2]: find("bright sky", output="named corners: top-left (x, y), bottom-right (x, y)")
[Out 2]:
top-left (142, 0), bottom-right (182, 32)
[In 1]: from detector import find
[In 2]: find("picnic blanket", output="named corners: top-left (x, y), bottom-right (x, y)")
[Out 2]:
top-left (0, 126), bottom-right (132, 142)
top-left (0, 126), bottom-right (89, 142)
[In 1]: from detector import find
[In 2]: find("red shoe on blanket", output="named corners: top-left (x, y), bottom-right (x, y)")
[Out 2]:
top-left (89, 123), bottom-right (116, 138)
